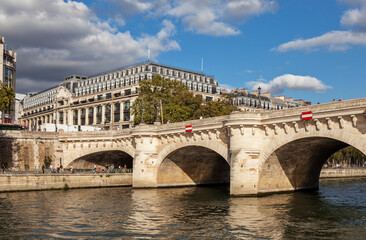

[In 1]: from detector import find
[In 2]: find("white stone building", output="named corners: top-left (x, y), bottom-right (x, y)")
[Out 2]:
top-left (20, 62), bottom-right (221, 131)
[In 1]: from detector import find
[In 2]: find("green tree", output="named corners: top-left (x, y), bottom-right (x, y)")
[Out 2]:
top-left (196, 99), bottom-right (234, 118)
top-left (132, 75), bottom-right (233, 125)
top-left (44, 156), bottom-right (53, 168)
top-left (0, 84), bottom-right (15, 120)
top-left (327, 146), bottom-right (366, 167)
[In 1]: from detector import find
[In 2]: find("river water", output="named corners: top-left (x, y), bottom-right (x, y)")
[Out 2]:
top-left (0, 178), bottom-right (365, 239)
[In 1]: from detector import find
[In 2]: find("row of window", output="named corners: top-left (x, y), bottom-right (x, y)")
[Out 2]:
top-left (79, 64), bottom-right (215, 88)
top-left (23, 89), bottom-right (56, 110)
top-left (29, 102), bottom-right (131, 127)
top-left (75, 77), bottom-right (141, 96)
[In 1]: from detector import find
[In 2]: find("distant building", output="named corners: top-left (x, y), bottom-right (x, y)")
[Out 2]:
top-left (20, 62), bottom-right (221, 131)
top-left (0, 36), bottom-right (17, 123)
top-left (227, 88), bottom-right (308, 112)
top-left (15, 93), bottom-right (25, 124)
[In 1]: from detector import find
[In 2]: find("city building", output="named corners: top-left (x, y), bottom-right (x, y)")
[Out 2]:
top-left (14, 93), bottom-right (25, 124)
top-left (0, 36), bottom-right (17, 123)
top-left (225, 88), bottom-right (308, 112)
top-left (20, 61), bottom-right (221, 131)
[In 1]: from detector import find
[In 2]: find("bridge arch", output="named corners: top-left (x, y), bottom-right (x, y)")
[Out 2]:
top-left (257, 129), bottom-right (366, 194)
top-left (68, 150), bottom-right (134, 170)
top-left (63, 144), bottom-right (135, 169)
top-left (156, 141), bottom-right (229, 187)
top-left (157, 140), bottom-right (229, 166)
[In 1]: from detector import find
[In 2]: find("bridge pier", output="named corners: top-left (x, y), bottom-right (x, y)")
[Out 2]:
top-left (230, 149), bottom-right (261, 196)
top-left (132, 134), bottom-right (160, 188)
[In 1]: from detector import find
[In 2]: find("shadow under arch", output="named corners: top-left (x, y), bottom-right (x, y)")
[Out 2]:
top-left (258, 136), bottom-right (364, 193)
top-left (157, 146), bottom-right (230, 187)
top-left (68, 150), bottom-right (133, 170)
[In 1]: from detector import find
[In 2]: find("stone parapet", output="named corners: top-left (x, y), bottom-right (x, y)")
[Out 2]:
top-left (320, 168), bottom-right (366, 178)
top-left (0, 174), bottom-right (132, 192)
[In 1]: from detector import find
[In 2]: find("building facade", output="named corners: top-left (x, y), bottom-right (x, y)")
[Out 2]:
top-left (20, 62), bottom-right (221, 131)
top-left (227, 88), bottom-right (308, 112)
top-left (0, 36), bottom-right (17, 123)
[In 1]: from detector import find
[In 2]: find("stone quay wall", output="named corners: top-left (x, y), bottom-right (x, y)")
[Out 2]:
top-left (320, 168), bottom-right (366, 178)
top-left (0, 174), bottom-right (132, 192)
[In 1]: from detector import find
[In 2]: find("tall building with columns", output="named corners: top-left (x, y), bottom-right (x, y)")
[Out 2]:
top-left (0, 36), bottom-right (17, 124)
top-left (20, 62), bottom-right (221, 131)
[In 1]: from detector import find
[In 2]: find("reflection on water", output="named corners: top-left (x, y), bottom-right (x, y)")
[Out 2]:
top-left (0, 178), bottom-right (365, 239)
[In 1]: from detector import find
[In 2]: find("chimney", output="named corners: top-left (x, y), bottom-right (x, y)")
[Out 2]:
top-left (262, 91), bottom-right (271, 98)
top-left (274, 95), bottom-right (286, 101)
top-left (239, 88), bottom-right (248, 94)
top-left (285, 97), bottom-right (294, 102)
top-left (294, 99), bottom-right (305, 105)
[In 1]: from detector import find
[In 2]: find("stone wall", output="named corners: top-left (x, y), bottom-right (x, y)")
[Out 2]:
top-left (320, 168), bottom-right (366, 178)
top-left (0, 174), bottom-right (132, 192)
top-left (0, 131), bottom-right (60, 171)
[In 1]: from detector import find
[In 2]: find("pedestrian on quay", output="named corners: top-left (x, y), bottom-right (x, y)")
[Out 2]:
top-left (60, 164), bottom-right (63, 172)
top-left (70, 165), bottom-right (74, 173)
top-left (1, 163), bottom-right (5, 174)
top-left (49, 164), bottom-right (53, 173)
top-left (42, 164), bottom-right (45, 174)
top-left (57, 164), bottom-right (60, 173)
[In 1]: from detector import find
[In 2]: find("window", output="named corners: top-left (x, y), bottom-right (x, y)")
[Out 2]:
top-left (97, 106), bottom-right (102, 124)
top-left (81, 109), bottom-right (86, 125)
top-left (124, 89), bottom-right (131, 95)
top-left (123, 101), bottom-right (130, 121)
top-left (105, 105), bottom-right (111, 123)
top-left (88, 107), bottom-right (93, 125)
top-left (59, 111), bottom-right (64, 124)
top-left (114, 103), bottom-right (120, 122)
top-left (73, 110), bottom-right (78, 125)
top-left (206, 96), bottom-right (213, 102)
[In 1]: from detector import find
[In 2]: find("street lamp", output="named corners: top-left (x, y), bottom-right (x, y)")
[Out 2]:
top-left (155, 104), bottom-right (160, 123)
top-left (257, 86), bottom-right (262, 109)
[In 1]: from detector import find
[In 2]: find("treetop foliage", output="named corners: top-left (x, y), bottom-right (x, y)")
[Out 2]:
top-left (0, 84), bottom-right (15, 112)
top-left (132, 75), bottom-right (234, 125)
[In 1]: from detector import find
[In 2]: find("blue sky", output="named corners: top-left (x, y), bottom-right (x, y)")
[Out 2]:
top-left (1, 0), bottom-right (365, 103)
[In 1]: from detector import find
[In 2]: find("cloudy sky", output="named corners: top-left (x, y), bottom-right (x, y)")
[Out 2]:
top-left (1, 0), bottom-right (365, 103)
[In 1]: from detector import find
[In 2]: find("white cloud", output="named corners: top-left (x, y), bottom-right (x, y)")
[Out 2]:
top-left (224, 0), bottom-right (278, 22)
top-left (106, 0), bottom-right (277, 36)
top-left (247, 74), bottom-right (332, 94)
top-left (274, 31), bottom-right (366, 52)
top-left (274, 0), bottom-right (366, 52)
top-left (168, 0), bottom-right (277, 36)
top-left (340, 1), bottom-right (366, 30)
top-left (0, 0), bottom-right (180, 93)
top-left (220, 84), bottom-right (235, 91)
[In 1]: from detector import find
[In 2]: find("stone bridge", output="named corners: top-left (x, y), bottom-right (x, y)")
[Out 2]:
top-left (1, 98), bottom-right (366, 196)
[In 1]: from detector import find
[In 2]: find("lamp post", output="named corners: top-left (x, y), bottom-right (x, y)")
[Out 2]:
top-left (155, 104), bottom-right (160, 123)
top-left (257, 86), bottom-right (262, 109)
top-left (140, 102), bottom-right (145, 125)
top-left (232, 91), bottom-right (238, 112)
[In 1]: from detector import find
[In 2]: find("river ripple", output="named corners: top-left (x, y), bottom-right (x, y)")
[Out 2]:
top-left (0, 178), bottom-right (365, 239)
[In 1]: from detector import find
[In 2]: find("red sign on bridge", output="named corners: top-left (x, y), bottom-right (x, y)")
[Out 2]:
top-left (185, 125), bottom-right (192, 132)
top-left (301, 111), bottom-right (313, 120)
